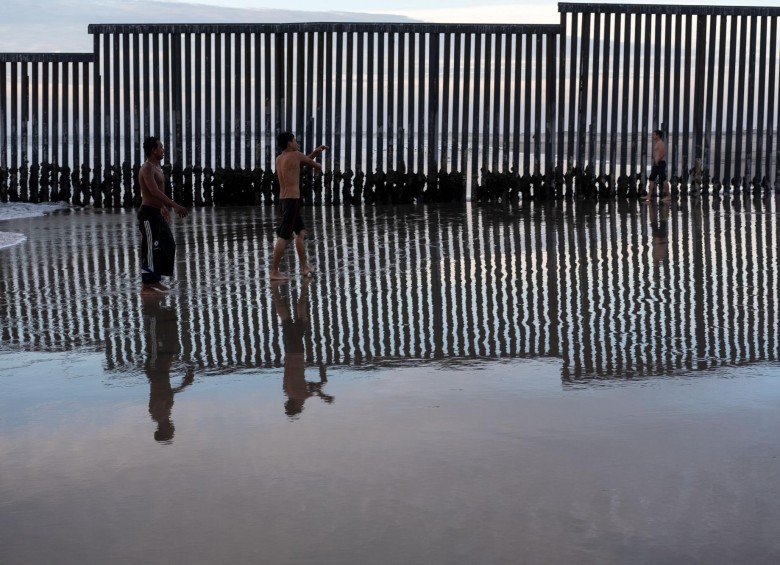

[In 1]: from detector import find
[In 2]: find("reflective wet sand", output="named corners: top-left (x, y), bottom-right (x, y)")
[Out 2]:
top-left (1, 198), bottom-right (779, 564)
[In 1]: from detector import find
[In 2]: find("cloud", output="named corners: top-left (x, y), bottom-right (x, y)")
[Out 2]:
top-left (1, 0), bottom-right (418, 52)
top-left (385, 4), bottom-right (559, 24)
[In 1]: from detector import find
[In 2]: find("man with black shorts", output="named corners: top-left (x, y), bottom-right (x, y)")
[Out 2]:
top-left (138, 136), bottom-right (188, 294)
top-left (269, 132), bottom-right (328, 280)
top-left (643, 130), bottom-right (671, 202)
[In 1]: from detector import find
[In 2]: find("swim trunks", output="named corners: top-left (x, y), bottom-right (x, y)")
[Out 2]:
top-left (282, 317), bottom-right (307, 355)
top-left (138, 205), bottom-right (176, 283)
top-left (649, 160), bottom-right (668, 183)
top-left (276, 198), bottom-right (305, 240)
top-left (651, 220), bottom-right (668, 241)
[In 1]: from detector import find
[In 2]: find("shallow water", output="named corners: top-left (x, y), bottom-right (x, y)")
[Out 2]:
top-left (1, 197), bottom-right (779, 564)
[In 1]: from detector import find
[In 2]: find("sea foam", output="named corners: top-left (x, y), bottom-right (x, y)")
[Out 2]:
top-left (0, 202), bottom-right (69, 250)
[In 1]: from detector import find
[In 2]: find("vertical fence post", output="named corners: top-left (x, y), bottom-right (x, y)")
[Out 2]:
top-left (264, 32), bottom-right (272, 172)
top-left (396, 30), bottom-right (406, 175)
top-left (767, 17), bottom-right (778, 188)
top-left (172, 34), bottom-right (183, 173)
top-left (443, 32), bottom-right (453, 173)
top-left (214, 33), bottom-right (221, 168)
top-left (535, 31), bottom-right (544, 178)
top-left (0, 63), bottom-right (5, 176)
top-left (366, 32), bottom-right (374, 177)
top-left (460, 33), bottom-right (471, 199)
top-left (335, 31), bottom-right (344, 181)
top-left (94, 33), bottom-right (103, 207)
top-left (451, 32), bottom-right (461, 173)
top-left (524, 33), bottom-right (532, 174)
top-left (21, 63), bottom-right (29, 201)
top-left (429, 32), bottom-right (440, 185)
top-left (61, 61), bottom-right (69, 201)
top-left (71, 62), bottom-right (78, 195)
top-left (417, 32), bottom-right (426, 174)
top-left (546, 32), bottom-right (557, 185)
top-left (195, 33), bottom-right (202, 178)
top-left (724, 17), bottom-right (738, 188)
top-left (225, 32), bottom-right (233, 168)
top-left (702, 14), bottom-right (717, 192)
top-left (471, 33), bottom-right (482, 192)
top-left (10, 63), bottom-right (18, 195)
top-left (576, 12), bottom-right (591, 176)
top-left (500, 33), bottom-right (510, 174)
top-left (680, 14), bottom-right (692, 188)
top-left (745, 15), bottom-right (759, 188)
top-left (355, 31), bottom-right (364, 178)
top-left (588, 13), bottom-right (600, 171)
top-left (692, 14), bottom-right (707, 192)
top-left (512, 33), bottom-right (524, 176)
top-left (345, 31), bottom-right (354, 174)
top-left (82, 58), bottom-right (89, 204)
top-left (754, 16), bottom-right (767, 186)
top-left (385, 32), bottom-right (394, 173)
top-left (252, 32), bottom-right (259, 170)
top-left (713, 16), bottom-right (727, 188)
top-left (131, 32), bottom-right (140, 200)
top-left (244, 32), bottom-right (252, 168)
top-left (406, 32), bottom-right (416, 173)
top-left (232, 32), bottom-right (241, 170)
top-left (735, 16), bottom-right (750, 188)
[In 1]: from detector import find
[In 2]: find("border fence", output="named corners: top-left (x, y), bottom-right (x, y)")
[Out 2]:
top-left (1, 3), bottom-right (779, 206)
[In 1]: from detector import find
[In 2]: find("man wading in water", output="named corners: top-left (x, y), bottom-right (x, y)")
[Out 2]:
top-left (269, 132), bottom-right (328, 281)
top-left (642, 130), bottom-right (672, 203)
top-left (137, 136), bottom-right (188, 294)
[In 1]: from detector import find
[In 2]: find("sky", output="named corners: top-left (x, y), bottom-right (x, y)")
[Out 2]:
top-left (149, 0), bottom-right (780, 24)
top-left (2, 0), bottom-right (779, 52)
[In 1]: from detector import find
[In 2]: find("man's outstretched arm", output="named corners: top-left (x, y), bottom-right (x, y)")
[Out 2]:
top-left (306, 144), bottom-right (329, 160)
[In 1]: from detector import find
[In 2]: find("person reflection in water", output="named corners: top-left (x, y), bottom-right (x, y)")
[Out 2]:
top-left (142, 294), bottom-right (194, 443)
top-left (271, 279), bottom-right (334, 418)
top-left (648, 199), bottom-right (671, 263)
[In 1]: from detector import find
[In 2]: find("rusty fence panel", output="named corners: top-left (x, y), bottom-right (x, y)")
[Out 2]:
top-left (1, 10), bottom-right (779, 206)
top-left (558, 3), bottom-right (780, 195)
top-left (77, 23), bottom-right (560, 206)
top-left (0, 53), bottom-right (93, 203)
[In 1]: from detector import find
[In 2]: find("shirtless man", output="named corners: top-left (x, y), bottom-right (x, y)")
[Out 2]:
top-left (269, 132), bottom-right (328, 281)
top-left (643, 130), bottom-right (671, 202)
top-left (138, 136), bottom-right (188, 294)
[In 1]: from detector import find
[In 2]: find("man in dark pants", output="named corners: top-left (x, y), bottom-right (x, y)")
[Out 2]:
top-left (138, 136), bottom-right (188, 294)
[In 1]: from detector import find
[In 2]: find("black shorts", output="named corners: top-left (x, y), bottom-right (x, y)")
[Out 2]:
top-left (138, 205), bottom-right (176, 283)
top-left (276, 198), bottom-right (305, 240)
top-left (649, 161), bottom-right (667, 183)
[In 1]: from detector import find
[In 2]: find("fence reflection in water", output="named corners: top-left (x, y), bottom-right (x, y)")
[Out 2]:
top-left (0, 197), bottom-right (777, 381)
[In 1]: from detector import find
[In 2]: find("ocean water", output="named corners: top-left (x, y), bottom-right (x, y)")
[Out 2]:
top-left (0, 201), bottom-right (70, 249)
top-left (1, 198), bottom-right (778, 564)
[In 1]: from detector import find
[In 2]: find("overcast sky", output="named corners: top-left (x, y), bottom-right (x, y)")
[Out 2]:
top-left (3, 0), bottom-right (779, 52)
top-left (143, 0), bottom-right (780, 24)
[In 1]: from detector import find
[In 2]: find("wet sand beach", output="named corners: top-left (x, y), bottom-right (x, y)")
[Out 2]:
top-left (1, 198), bottom-right (779, 564)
